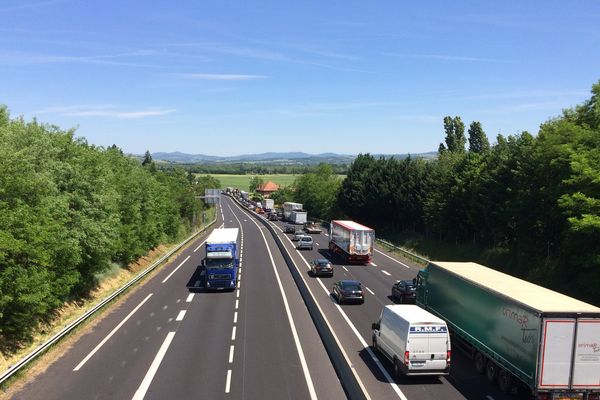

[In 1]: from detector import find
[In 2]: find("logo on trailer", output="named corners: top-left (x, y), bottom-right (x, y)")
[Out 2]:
top-left (410, 326), bottom-right (447, 333)
top-left (502, 307), bottom-right (529, 328)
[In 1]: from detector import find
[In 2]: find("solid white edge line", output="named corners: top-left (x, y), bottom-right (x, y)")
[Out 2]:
top-left (238, 203), bottom-right (318, 400)
top-left (225, 369), bottom-right (232, 393)
top-left (194, 237), bottom-right (209, 253)
top-left (231, 326), bottom-right (237, 341)
top-left (381, 270), bottom-right (391, 276)
top-left (74, 293), bottom-right (153, 371)
top-left (229, 345), bottom-right (235, 363)
top-left (279, 221), bottom-right (408, 400)
top-left (374, 248), bottom-right (410, 269)
top-left (162, 255), bottom-right (191, 283)
top-left (176, 310), bottom-right (186, 321)
top-left (186, 293), bottom-right (194, 303)
top-left (271, 224), bottom-right (372, 399)
top-left (132, 331), bottom-right (176, 400)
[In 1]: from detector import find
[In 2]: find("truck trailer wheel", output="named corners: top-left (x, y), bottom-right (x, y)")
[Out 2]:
top-left (485, 360), bottom-right (498, 382)
top-left (474, 352), bottom-right (486, 374)
top-left (497, 369), bottom-right (512, 394)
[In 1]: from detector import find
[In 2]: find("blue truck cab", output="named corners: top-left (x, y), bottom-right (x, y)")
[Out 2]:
top-left (204, 228), bottom-right (239, 291)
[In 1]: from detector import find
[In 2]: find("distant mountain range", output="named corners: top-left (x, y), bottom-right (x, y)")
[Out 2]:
top-left (140, 151), bottom-right (437, 165)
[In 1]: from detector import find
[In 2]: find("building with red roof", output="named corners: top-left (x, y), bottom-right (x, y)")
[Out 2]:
top-left (256, 181), bottom-right (279, 197)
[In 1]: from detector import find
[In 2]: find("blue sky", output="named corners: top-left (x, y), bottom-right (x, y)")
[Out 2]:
top-left (2, 0), bottom-right (599, 156)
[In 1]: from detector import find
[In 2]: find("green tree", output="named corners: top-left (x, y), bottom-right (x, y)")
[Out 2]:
top-left (249, 176), bottom-right (264, 192)
top-left (294, 164), bottom-right (342, 220)
top-left (441, 116), bottom-right (466, 153)
top-left (468, 121), bottom-right (490, 153)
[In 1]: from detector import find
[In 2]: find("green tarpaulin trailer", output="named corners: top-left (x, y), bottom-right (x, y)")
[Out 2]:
top-left (416, 261), bottom-right (600, 400)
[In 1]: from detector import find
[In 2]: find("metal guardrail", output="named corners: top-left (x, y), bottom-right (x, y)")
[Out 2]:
top-left (376, 239), bottom-right (429, 265)
top-left (0, 215), bottom-right (217, 386)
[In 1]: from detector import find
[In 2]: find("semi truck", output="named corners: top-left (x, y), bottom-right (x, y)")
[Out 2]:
top-left (263, 198), bottom-right (274, 211)
top-left (289, 211), bottom-right (307, 225)
top-left (203, 228), bottom-right (239, 291)
top-left (416, 261), bottom-right (600, 399)
top-left (283, 202), bottom-right (303, 221)
top-left (328, 220), bottom-right (374, 264)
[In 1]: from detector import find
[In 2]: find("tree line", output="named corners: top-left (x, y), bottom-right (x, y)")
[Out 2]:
top-left (171, 162), bottom-right (349, 175)
top-left (294, 81), bottom-right (600, 305)
top-left (0, 108), bottom-right (206, 349)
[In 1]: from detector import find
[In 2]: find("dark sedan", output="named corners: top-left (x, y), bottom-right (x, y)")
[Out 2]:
top-left (310, 259), bottom-right (333, 277)
top-left (333, 280), bottom-right (364, 304)
top-left (391, 279), bottom-right (416, 303)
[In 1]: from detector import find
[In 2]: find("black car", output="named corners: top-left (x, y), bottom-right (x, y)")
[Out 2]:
top-left (333, 280), bottom-right (364, 304)
top-left (310, 259), bottom-right (333, 277)
top-left (391, 279), bottom-right (416, 303)
top-left (284, 224), bottom-right (296, 233)
top-left (267, 212), bottom-right (278, 221)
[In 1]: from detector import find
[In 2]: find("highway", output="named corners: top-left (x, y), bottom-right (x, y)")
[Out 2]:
top-left (10, 194), bottom-right (528, 400)
top-left (236, 195), bottom-right (529, 400)
top-left (11, 199), bottom-right (344, 400)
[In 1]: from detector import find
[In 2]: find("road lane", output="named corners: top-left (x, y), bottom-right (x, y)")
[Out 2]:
top-left (264, 213), bottom-right (525, 400)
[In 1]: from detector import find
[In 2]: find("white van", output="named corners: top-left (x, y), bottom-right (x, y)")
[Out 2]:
top-left (372, 305), bottom-right (451, 377)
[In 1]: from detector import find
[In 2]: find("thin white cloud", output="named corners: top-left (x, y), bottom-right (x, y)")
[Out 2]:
top-left (0, 50), bottom-right (171, 68)
top-left (385, 53), bottom-right (505, 63)
top-left (176, 73), bottom-right (266, 80)
top-left (464, 90), bottom-right (589, 100)
top-left (35, 105), bottom-right (175, 119)
top-left (393, 115), bottom-right (440, 122)
top-left (167, 42), bottom-right (286, 61)
top-left (308, 101), bottom-right (404, 111)
top-left (480, 101), bottom-right (568, 114)
top-left (0, 0), bottom-right (70, 12)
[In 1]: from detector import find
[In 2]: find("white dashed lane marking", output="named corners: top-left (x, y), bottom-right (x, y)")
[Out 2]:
top-left (228, 345), bottom-right (235, 363)
top-left (162, 255), bottom-right (191, 283)
top-left (176, 310), bottom-right (186, 321)
top-left (225, 370), bottom-right (232, 393)
top-left (382, 270), bottom-right (391, 276)
top-left (365, 287), bottom-right (375, 295)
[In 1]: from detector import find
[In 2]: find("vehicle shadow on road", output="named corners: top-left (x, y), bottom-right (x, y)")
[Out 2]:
top-left (318, 248), bottom-right (347, 266)
top-left (186, 264), bottom-right (205, 292)
top-left (357, 347), bottom-right (444, 386)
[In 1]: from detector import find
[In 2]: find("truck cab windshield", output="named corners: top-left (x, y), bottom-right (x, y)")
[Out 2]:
top-left (205, 259), bottom-right (234, 269)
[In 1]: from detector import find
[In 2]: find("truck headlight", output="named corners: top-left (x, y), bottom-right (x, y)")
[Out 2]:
top-left (230, 280), bottom-right (235, 287)
top-left (206, 282), bottom-right (210, 287)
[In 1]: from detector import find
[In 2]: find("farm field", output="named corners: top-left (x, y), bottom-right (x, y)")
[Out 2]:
top-left (195, 174), bottom-right (299, 191)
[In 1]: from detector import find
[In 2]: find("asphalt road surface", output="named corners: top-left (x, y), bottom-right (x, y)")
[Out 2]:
top-left (11, 195), bottom-right (529, 400)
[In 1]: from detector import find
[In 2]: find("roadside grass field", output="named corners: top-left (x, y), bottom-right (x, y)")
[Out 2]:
top-left (196, 174), bottom-right (300, 191)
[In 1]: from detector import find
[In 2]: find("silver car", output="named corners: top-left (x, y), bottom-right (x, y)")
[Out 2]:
top-left (297, 236), bottom-right (313, 250)
top-left (292, 231), bottom-right (308, 241)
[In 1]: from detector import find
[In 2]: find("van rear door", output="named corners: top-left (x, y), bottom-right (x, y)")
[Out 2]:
top-left (407, 324), bottom-right (449, 373)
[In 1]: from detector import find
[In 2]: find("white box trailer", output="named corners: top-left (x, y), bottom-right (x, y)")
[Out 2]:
top-left (289, 211), bottom-right (307, 225)
top-left (283, 202), bottom-right (303, 220)
top-left (263, 198), bottom-right (274, 210)
top-left (372, 305), bottom-right (451, 377)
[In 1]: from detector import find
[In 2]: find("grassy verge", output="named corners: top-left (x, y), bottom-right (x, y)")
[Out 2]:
top-left (379, 230), bottom-right (511, 268)
top-left (0, 210), bottom-right (216, 396)
top-left (196, 173), bottom-right (300, 191)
